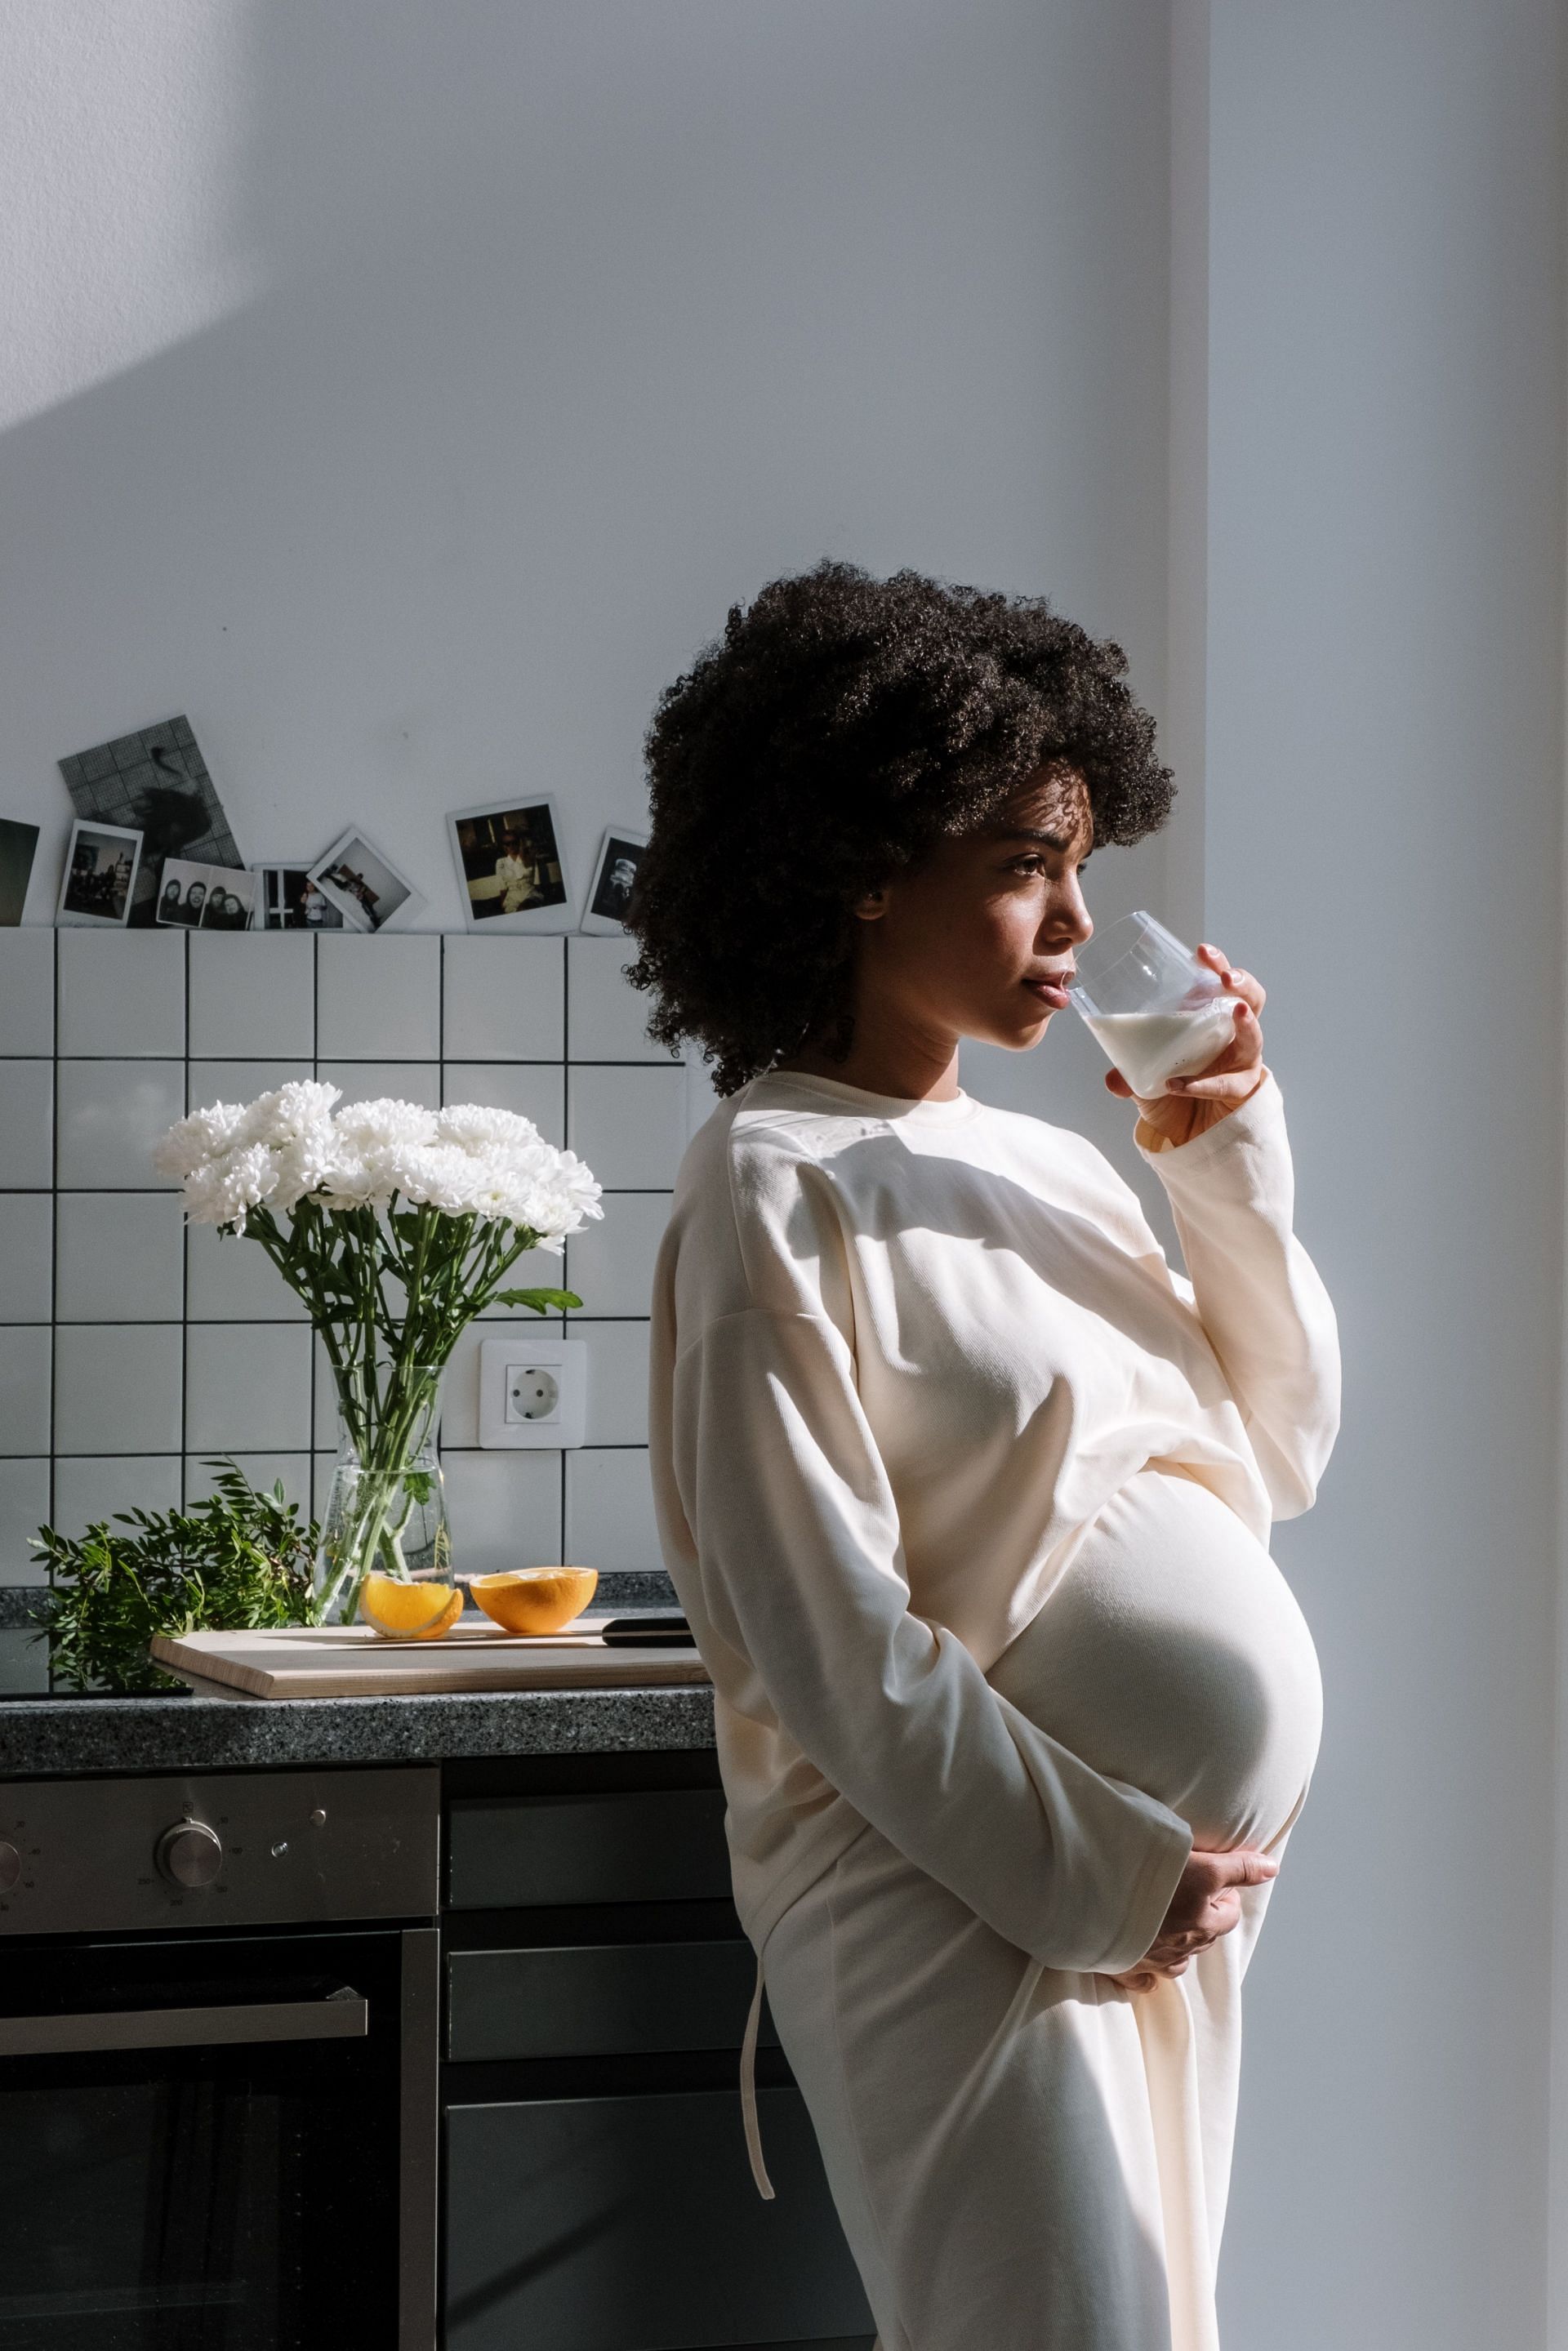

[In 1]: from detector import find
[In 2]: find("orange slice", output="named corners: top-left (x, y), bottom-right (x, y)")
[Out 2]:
top-left (359, 1572), bottom-right (464, 1641)
top-left (469, 1565), bottom-right (599, 1636)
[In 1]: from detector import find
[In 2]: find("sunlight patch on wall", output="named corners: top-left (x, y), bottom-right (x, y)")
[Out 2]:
top-left (0, 1), bottom-right (265, 433)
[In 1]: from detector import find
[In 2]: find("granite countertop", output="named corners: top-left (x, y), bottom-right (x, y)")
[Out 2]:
top-left (0, 1571), bottom-right (716, 1779)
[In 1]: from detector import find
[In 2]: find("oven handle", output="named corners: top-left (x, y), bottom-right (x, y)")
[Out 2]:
top-left (0, 1985), bottom-right (368, 2056)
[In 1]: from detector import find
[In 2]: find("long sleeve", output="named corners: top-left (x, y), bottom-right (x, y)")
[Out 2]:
top-left (1136, 1069), bottom-right (1340, 1519)
top-left (670, 1302), bottom-right (1193, 1975)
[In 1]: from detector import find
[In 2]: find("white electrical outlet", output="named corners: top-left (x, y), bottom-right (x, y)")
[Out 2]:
top-left (479, 1334), bottom-right (586, 1449)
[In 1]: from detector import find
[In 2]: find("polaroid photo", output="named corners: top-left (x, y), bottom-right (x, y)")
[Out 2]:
top-left (155, 860), bottom-right (257, 932)
top-left (580, 824), bottom-right (648, 936)
top-left (308, 829), bottom-right (425, 934)
top-left (255, 862), bottom-right (345, 932)
top-left (57, 820), bottom-right (142, 928)
top-left (58, 715), bottom-right (242, 928)
top-left (448, 795), bottom-right (572, 933)
top-left (0, 817), bottom-right (40, 925)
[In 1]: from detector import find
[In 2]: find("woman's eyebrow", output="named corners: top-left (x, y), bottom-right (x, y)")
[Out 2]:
top-left (990, 825), bottom-right (1087, 853)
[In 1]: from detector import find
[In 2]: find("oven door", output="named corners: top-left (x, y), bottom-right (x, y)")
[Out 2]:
top-left (0, 1924), bottom-right (437, 2351)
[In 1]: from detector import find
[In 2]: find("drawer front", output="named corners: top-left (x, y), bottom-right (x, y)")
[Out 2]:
top-left (445, 2086), bottom-right (873, 2350)
top-left (448, 1939), bottom-right (780, 2062)
top-left (447, 1788), bottom-right (733, 1909)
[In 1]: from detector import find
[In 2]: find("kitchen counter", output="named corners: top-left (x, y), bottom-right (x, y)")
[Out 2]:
top-left (0, 1570), bottom-right (717, 1779)
top-left (0, 1681), bottom-right (717, 1778)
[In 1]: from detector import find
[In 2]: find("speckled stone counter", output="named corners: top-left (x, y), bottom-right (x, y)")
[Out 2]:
top-left (0, 1569), bottom-right (713, 1779)
top-left (0, 1681), bottom-right (716, 1779)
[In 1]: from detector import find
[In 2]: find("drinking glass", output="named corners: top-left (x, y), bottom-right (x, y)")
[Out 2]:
top-left (1065, 911), bottom-right (1236, 1097)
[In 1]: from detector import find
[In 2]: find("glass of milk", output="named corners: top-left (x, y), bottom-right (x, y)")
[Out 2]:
top-left (1065, 911), bottom-right (1237, 1097)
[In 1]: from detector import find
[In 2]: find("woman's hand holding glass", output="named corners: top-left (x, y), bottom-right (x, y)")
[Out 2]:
top-left (1107, 942), bottom-right (1268, 1150)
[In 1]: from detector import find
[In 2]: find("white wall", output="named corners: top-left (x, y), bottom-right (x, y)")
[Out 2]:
top-left (0, 2), bottom-right (1170, 910)
top-left (1193, 6), bottom-right (1566, 2346)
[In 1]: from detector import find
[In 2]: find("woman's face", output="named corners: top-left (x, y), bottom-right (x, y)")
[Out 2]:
top-left (855, 765), bottom-right (1094, 1053)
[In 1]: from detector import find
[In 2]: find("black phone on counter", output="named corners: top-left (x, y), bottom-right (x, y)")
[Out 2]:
top-left (599, 1613), bottom-right (696, 1647)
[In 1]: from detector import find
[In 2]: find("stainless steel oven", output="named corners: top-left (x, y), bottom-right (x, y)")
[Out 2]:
top-left (0, 1767), bottom-right (439, 2350)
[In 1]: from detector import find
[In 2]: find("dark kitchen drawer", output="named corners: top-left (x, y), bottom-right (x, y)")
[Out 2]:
top-left (447, 1788), bottom-right (732, 1910)
top-left (447, 1939), bottom-right (780, 2062)
top-left (444, 2086), bottom-right (873, 2350)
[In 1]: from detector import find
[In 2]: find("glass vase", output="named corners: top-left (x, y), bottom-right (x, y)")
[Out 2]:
top-left (314, 1361), bottom-right (452, 1627)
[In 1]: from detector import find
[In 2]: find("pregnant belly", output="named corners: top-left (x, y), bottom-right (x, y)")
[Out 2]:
top-left (987, 1466), bottom-right (1323, 1851)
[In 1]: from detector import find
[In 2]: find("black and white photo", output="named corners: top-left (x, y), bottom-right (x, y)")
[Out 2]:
top-left (0, 817), bottom-right (39, 925)
top-left (581, 824), bottom-right (648, 934)
top-left (57, 821), bottom-right (141, 928)
top-left (58, 716), bottom-right (243, 928)
top-left (448, 796), bottom-right (571, 932)
top-left (155, 858), bottom-right (257, 931)
top-left (308, 829), bottom-right (422, 933)
top-left (256, 863), bottom-right (345, 931)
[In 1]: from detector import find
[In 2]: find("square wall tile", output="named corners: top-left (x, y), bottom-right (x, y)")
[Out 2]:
top-left (568, 1065), bottom-right (687, 1189)
top-left (56, 1062), bottom-right (184, 1189)
top-left (566, 937), bottom-right (674, 1061)
top-left (443, 937), bottom-right (564, 1060)
top-left (565, 1193), bottom-right (669, 1320)
top-left (189, 1061), bottom-right (314, 1115)
top-left (185, 1324), bottom-right (314, 1454)
top-left (0, 1061), bottom-right (54, 1188)
top-left (0, 1328), bottom-right (51, 1454)
top-left (57, 928), bottom-right (185, 1057)
top-left (686, 1058), bottom-right (721, 1142)
top-left (56, 1194), bottom-right (185, 1321)
top-left (437, 1327), bottom-right (484, 1448)
top-left (189, 933), bottom-right (315, 1058)
top-left (0, 932), bottom-right (54, 1055)
top-left (0, 1196), bottom-right (51, 1320)
top-left (317, 934), bottom-right (440, 1060)
top-left (314, 1337), bottom-right (343, 1450)
top-left (186, 1222), bottom-right (305, 1321)
top-left (317, 1062), bottom-right (439, 1113)
top-left (564, 1447), bottom-right (662, 1573)
top-left (441, 1064), bottom-right (564, 1148)
top-left (185, 1454), bottom-right (311, 1512)
top-left (581, 1321), bottom-right (650, 1445)
top-left (0, 1458), bottom-right (50, 1584)
top-left (54, 1325), bottom-right (181, 1455)
top-left (443, 1450), bottom-right (562, 1574)
top-left (51, 1454), bottom-right (181, 1540)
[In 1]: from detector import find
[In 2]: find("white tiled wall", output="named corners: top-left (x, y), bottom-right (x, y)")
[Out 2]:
top-left (0, 928), bottom-right (713, 1584)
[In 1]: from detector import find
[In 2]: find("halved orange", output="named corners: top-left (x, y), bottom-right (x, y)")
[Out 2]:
top-left (358, 1572), bottom-right (464, 1641)
top-left (469, 1565), bottom-right (599, 1636)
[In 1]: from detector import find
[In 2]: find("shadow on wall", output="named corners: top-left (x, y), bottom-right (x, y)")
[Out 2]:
top-left (3, 0), bottom-right (1173, 934)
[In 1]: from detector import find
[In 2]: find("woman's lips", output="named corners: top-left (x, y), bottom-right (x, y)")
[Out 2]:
top-left (1025, 972), bottom-right (1076, 1012)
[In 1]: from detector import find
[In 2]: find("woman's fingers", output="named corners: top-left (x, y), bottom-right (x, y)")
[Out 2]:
top-left (1196, 942), bottom-right (1266, 1015)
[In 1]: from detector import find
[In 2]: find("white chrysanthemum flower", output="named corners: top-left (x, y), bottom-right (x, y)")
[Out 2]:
top-left (152, 1100), bottom-right (248, 1178)
top-left (235, 1080), bottom-right (342, 1151)
top-left (435, 1103), bottom-right (542, 1155)
top-left (335, 1098), bottom-right (439, 1153)
top-left (183, 1142), bottom-right (278, 1228)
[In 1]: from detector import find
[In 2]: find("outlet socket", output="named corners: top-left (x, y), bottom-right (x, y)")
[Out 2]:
top-left (479, 1334), bottom-right (586, 1449)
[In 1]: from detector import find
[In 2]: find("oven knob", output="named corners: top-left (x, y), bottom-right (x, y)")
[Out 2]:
top-left (0, 1841), bottom-right (20, 1892)
top-left (155, 1820), bottom-right (224, 1889)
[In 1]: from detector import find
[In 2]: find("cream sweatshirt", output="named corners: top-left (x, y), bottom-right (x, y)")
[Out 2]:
top-left (647, 1065), bottom-right (1340, 1976)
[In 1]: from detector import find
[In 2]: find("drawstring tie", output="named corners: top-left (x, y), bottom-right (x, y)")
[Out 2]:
top-left (739, 1943), bottom-right (776, 2199)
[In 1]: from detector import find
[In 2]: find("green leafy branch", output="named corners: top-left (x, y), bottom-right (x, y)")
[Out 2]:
top-left (31, 1463), bottom-right (323, 1695)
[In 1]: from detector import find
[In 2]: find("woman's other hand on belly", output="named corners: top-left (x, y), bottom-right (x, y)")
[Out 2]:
top-left (1107, 1846), bottom-right (1279, 1993)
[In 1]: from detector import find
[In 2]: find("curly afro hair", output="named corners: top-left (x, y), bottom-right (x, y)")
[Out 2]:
top-left (623, 559), bottom-right (1174, 1093)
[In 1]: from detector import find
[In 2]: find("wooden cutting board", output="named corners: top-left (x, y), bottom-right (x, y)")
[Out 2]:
top-left (150, 1615), bottom-right (710, 1701)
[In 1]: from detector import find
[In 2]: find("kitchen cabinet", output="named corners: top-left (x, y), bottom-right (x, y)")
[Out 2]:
top-left (441, 1752), bottom-right (875, 2351)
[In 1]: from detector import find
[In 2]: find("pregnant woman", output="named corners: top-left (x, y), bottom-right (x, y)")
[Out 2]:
top-left (631, 563), bottom-right (1339, 2351)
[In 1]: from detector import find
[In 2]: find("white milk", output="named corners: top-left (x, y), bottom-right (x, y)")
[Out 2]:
top-left (1080, 1000), bottom-right (1236, 1098)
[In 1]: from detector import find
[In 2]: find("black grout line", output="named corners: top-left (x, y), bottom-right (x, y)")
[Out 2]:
top-left (46, 928), bottom-right (58, 1556)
